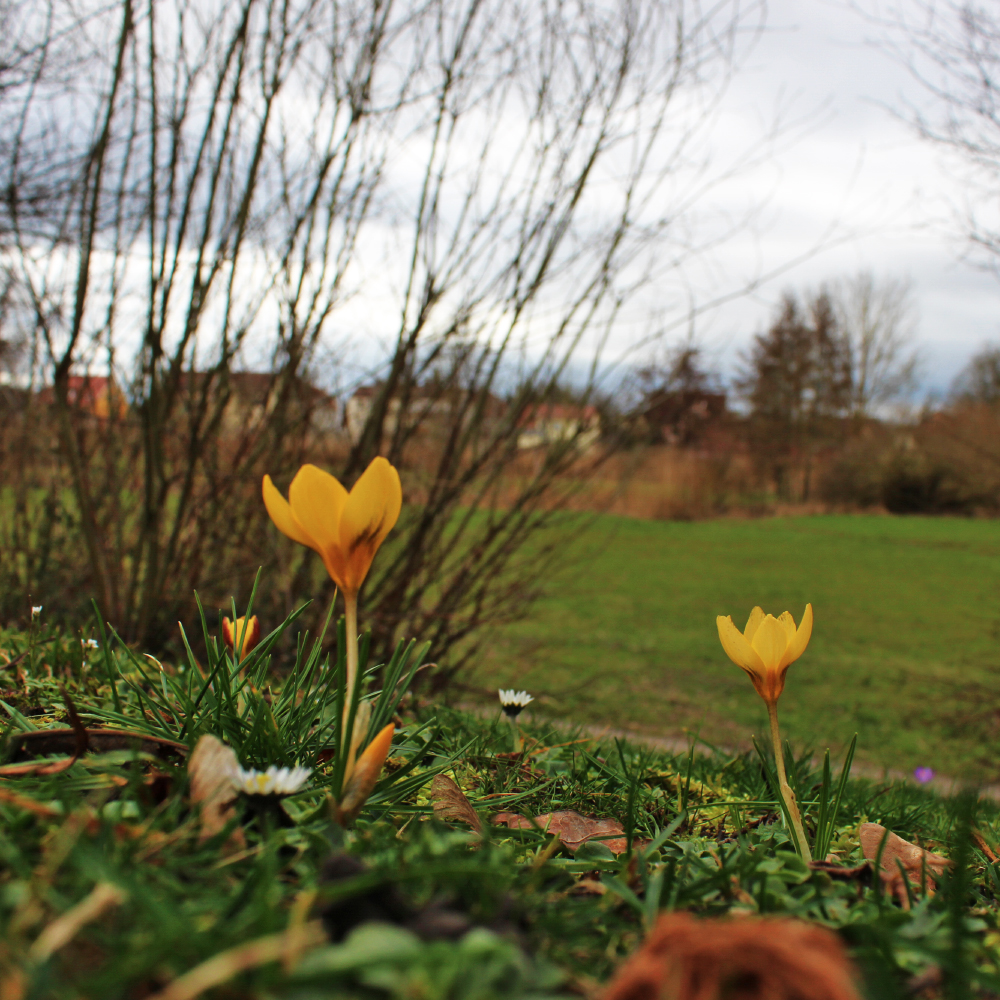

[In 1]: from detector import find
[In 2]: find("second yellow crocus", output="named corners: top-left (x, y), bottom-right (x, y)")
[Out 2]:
top-left (716, 605), bottom-right (813, 707)
top-left (716, 603), bottom-right (814, 861)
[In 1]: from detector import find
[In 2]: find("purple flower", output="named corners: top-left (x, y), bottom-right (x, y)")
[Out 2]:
top-left (913, 767), bottom-right (934, 785)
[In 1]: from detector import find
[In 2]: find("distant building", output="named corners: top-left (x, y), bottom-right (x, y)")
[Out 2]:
top-left (345, 383), bottom-right (505, 444)
top-left (517, 403), bottom-right (600, 450)
top-left (176, 371), bottom-right (341, 438)
top-left (38, 375), bottom-right (129, 419)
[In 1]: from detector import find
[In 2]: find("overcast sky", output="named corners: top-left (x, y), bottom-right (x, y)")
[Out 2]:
top-left (693, 0), bottom-right (1000, 398)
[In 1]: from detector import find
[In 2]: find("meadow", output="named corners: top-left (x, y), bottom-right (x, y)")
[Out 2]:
top-left (472, 514), bottom-right (1000, 781)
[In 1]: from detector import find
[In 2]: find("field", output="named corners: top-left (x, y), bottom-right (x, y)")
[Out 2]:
top-left (6, 531), bottom-right (1000, 997)
top-left (472, 514), bottom-right (1000, 781)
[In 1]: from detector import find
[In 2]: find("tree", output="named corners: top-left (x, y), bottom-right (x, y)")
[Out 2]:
top-left (0, 0), bottom-right (776, 670)
top-left (832, 271), bottom-right (919, 419)
top-left (950, 344), bottom-right (1000, 404)
top-left (872, 1), bottom-right (1000, 277)
top-left (634, 342), bottom-right (725, 446)
top-left (736, 291), bottom-right (851, 499)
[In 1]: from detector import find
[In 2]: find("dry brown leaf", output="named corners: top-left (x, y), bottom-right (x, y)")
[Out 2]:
top-left (430, 775), bottom-right (482, 833)
top-left (973, 829), bottom-right (998, 863)
top-left (603, 911), bottom-right (863, 1000)
top-left (859, 822), bottom-right (950, 908)
top-left (493, 809), bottom-right (631, 854)
top-left (188, 735), bottom-right (245, 852)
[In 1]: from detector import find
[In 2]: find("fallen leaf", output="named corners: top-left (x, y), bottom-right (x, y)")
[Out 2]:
top-left (430, 775), bottom-right (482, 833)
top-left (493, 809), bottom-right (631, 854)
top-left (859, 822), bottom-right (950, 908)
top-left (973, 829), bottom-right (998, 863)
top-left (188, 735), bottom-right (245, 852)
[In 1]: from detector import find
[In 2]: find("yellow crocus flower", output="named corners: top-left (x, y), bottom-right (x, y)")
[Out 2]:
top-left (716, 604), bottom-right (813, 707)
top-left (262, 457), bottom-right (402, 598)
top-left (262, 457), bottom-right (402, 757)
top-left (715, 603), bottom-right (814, 861)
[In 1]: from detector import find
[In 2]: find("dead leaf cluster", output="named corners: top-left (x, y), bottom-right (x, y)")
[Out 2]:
top-left (493, 809), bottom-right (640, 855)
top-left (430, 775), bottom-right (483, 833)
top-left (602, 911), bottom-right (863, 1000)
top-left (858, 823), bottom-right (950, 909)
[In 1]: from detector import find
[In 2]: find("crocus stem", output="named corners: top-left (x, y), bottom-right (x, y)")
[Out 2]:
top-left (767, 700), bottom-right (812, 862)
top-left (343, 591), bottom-right (359, 731)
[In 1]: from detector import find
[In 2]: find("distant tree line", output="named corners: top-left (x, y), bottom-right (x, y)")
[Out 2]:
top-left (624, 268), bottom-right (1000, 515)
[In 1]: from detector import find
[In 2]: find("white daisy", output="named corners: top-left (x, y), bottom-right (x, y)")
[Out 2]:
top-left (82, 638), bottom-right (99, 649)
top-left (31, 605), bottom-right (42, 618)
top-left (498, 689), bottom-right (534, 718)
top-left (230, 764), bottom-right (312, 797)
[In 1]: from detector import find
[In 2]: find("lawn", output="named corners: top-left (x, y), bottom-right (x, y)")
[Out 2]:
top-left (471, 514), bottom-right (1000, 781)
top-left (5, 617), bottom-right (1000, 999)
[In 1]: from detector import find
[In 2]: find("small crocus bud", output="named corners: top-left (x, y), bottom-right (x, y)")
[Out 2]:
top-left (222, 615), bottom-right (261, 662)
top-left (334, 723), bottom-right (395, 826)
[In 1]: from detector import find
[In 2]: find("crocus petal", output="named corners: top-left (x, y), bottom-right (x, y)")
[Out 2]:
top-left (717, 615), bottom-right (766, 675)
top-left (777, 611), bottom-right (797, 643)
top-left (339, 457), bottom-right (402, 591)
top-left (222, 617), bottom-right (235, 650)
top-left (743, 606), bottom-right (765, 642)
top-left (779, 603), bottom-right (813, 669)
top-left (223, 616), bottom-right (260, 661)
top-left (750, 615), bottom-right (789, 672)
top-left (288, 464), bottom-right (349, 557)
top-left (336, 723), bottom-right (395, 826)
top-left (263, 475), bottom-right (316, 550)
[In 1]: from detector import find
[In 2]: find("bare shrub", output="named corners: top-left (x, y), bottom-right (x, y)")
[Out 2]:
top-left (0, 0), bottom-right (778, 670)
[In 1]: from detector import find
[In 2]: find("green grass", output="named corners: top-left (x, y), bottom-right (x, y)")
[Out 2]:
top-left (7, 619), bottom-right (1000, 997)
top-left (471, 514), bottom-right (1000, 781)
